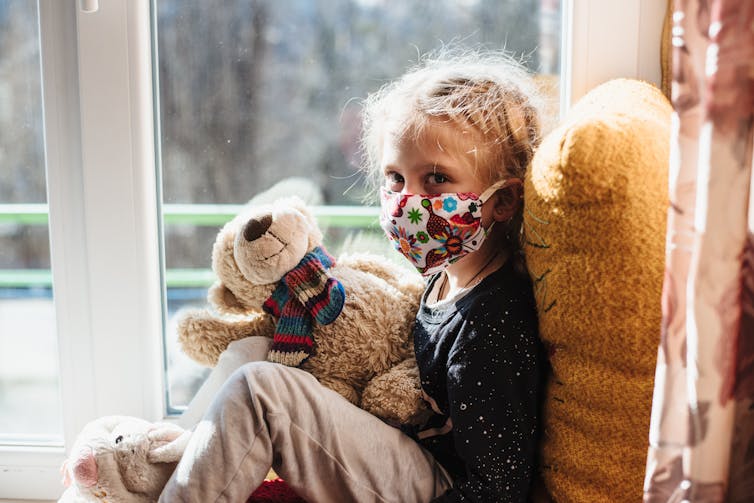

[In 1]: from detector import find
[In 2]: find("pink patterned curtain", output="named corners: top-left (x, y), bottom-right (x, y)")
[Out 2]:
top-left (644, 1), bottom-right (754, 502)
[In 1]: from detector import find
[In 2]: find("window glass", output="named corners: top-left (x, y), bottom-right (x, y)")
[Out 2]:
top-left (0, 0), bottom-right (63, 443)
top-left (155, 0), bottom-right (562, 412)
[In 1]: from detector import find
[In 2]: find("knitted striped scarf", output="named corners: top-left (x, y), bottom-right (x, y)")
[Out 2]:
top-left (263, 246), bottom-right (346, 366)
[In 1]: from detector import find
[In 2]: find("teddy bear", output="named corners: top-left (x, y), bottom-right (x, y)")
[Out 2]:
top-left (523, 79), bottom-right (671, 502)
top-left (58, 196), bottom-right (427, 502)
top-left (176, 195), bottom-right (431, 426)
top-left (58, 416), bottom-right (189, 502)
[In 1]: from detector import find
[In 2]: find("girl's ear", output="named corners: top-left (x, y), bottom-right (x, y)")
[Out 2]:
top-left (490, 178), bottom-right (523, 222)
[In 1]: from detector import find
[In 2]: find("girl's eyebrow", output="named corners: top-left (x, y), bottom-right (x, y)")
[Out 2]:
top-left (420, 163), bottom-right (452, 173)
top-left (382, 162), bottom-right (456, 175)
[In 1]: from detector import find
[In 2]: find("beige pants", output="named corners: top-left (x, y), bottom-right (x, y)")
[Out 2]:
top-left (177, 337), bottom-right (275, 429)
top-left (160, 361), bottom-right (452, 503)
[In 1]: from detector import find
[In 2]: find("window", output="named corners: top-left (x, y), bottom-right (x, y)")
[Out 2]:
top-left (0, 0), bottom-right (63, 445)
top-left (0, 0), bottom-right (664, 499)
top-left (155, 0), bottom-right (564, 413)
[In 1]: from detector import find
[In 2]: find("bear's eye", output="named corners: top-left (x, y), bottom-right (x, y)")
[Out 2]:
top-left (115, 435), bottom-right (123, 444)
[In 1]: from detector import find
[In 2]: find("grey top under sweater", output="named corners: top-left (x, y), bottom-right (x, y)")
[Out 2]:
top-left (410, 259), bottom-right (547, 502)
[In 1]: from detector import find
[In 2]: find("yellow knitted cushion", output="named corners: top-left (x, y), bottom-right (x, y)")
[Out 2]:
top-left (524, 79), bottom-right (670, 502)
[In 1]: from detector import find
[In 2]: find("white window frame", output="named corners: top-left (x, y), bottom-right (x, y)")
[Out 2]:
top-left (0, 0), bottom-right (665, 499)
top-left (0, 0), bottom-right (163, 499)
top-left (561, 0), bottom-right (664, 114)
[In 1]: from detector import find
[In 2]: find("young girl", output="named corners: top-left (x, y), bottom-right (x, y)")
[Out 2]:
top-left (160, 52), bottom-right (547, 503)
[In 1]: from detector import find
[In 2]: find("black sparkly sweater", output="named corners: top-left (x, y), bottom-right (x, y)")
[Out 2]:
top-left (411, 259), bottom-right (547, 502)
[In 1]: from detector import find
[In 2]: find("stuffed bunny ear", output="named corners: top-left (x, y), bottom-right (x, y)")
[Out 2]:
top-left (208, 281), bottom-right (247, 315)
top-left (60, 459), bottom-right (73, 488)
top-left (147, 429), bottom-right (191, 464)
top-left (67, 447), bottom-right (98, 488)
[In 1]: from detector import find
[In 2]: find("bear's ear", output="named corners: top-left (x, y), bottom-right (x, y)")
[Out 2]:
top-left (273, 196), bottom-right (323, 249)
top-left (278, 194), bottom-right (308, 211)
top-left (209, 282), bottom-right (247, 315)
top-left (275, 196), bottom-right (316, 225)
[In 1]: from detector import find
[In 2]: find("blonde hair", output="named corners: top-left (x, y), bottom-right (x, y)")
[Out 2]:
top-left (360, 49), bottom-right (543, 256)
top-left (361, 50), bottom-right (541, 182)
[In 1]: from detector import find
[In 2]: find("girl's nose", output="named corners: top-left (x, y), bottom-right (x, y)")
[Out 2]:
top-left (402, 179), bottom-right (422, 195)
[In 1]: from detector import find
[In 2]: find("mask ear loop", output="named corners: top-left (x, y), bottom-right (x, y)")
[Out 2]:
top-left (478, 177), bottom-right (520, 203)
top-left (483, 220), bottom-right (496, 237)
top-left (478, 177), bottom-right (521, 235)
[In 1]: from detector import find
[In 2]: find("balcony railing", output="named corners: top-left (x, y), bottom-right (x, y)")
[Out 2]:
top-left (0, 203), bottom-right (380, 289)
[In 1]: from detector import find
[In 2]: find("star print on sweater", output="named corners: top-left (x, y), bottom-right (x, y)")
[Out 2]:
top-left (410, 259), bottom-right (547, 503)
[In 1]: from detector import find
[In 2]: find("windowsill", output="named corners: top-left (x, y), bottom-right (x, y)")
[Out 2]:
top-left (0, 444), bottom-right (66, 501)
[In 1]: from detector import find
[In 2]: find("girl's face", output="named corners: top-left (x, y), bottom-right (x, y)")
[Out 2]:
top-left (377, 117), bottom-right (524, 275)
top-left (379, 119), bottom-right (488, 197)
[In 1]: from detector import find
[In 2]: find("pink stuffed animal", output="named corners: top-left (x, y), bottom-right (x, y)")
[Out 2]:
top-left (59, 416), bottom-right (189, 502)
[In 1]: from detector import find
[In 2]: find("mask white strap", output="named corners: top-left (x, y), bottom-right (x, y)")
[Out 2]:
top-left (479, 178), bottom-right (517, 203)
top-left (483, 219), bottom-right (496, 236)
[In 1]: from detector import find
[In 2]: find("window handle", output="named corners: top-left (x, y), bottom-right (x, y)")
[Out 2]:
top-left (80, 0), bottom-right (99, 13)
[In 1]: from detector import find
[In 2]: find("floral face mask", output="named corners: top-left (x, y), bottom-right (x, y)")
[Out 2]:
top-left (379, 179), bottom-right (509, 276)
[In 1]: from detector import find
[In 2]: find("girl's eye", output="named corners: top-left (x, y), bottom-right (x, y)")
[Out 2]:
top-left (385, 172), bottom-right (404, 190)
top-left (428, 172), bottom-right (448, 185)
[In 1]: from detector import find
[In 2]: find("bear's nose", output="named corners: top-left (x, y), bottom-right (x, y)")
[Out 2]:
top-left (243, 214), bottom-right (272, 242)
